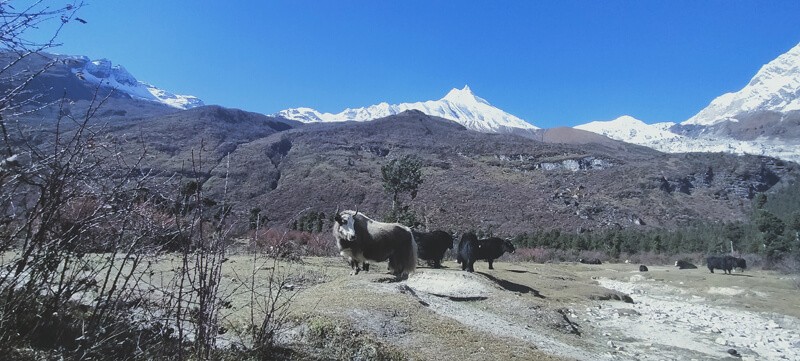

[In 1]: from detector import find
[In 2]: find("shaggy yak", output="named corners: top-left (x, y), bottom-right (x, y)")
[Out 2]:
top-left (706, 255), bottom-right (738, 274)
top-left (413, 230), bottom-right (453, 268)
top-left (579, 258), bottom-right (602, 265)
top-left (639, 265), bottom-right (649, 272)
top-left (457, 233), bottom-right (516, 272)
top-left (332, 209), bottom-right (417, 279)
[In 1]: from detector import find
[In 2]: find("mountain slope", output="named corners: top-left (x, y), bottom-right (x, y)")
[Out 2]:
top-left (200, 111), bottom-right (794, 234)
top-left (15, 100), bottom-right (797, 236)
top-left (684, 42), bottom-right (800, 126)
top-left (276, 85), bottom-right (538, 134)
top-left (69, 57), bottom-right (204, 109)
top-left (0, 51), bottom-right (203, 110)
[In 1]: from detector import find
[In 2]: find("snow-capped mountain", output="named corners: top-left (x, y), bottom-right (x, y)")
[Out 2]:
top-left (684, 43), bottom-right (800, 126)
top-left (69, 57), bottom-right (203, 110)
top-left (574, 115), bottom-right (679, 143)
top-left (572, 42), bottom-right (800, 164)
top-left (574, 114), bottom-right (800, 163)
top-left (276, 85), bottom-right (538, 133)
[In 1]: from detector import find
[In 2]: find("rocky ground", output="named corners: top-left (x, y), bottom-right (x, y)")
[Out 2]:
top-left (590, 268), bottom-right (800, 361)
top-left (216, 256), bottom-right (800, 360)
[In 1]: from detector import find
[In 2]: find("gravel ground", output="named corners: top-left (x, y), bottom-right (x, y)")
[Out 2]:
top-left (592, 275), bottom-right (800, 361)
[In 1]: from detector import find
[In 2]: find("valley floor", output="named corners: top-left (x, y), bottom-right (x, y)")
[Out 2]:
top-left (169, 255), bottom-right (800, 360)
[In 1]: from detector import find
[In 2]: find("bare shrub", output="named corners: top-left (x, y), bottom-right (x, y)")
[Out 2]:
top-left (771, 256), bottom-right (800, 274)
top-left (241, 254), bottom-right (302, 356)
top-left (0, 75), bottom-right (174, 361)
top-left (248, 228), bottom-right (338, 258)
top-left (147, 150), bottom-right (235, 360)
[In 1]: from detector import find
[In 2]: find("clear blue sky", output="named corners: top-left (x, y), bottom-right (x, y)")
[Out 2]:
top-left (48, 1), bottom-right (800, 128)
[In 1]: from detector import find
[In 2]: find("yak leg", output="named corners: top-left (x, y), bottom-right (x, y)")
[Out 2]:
top-left (433, 259), bottom-right (441, 269)
top-left (488, 259), bottom-right (494, 270)
top-left (349, 259), bottom-right (361, 275)
top-left (467, 260), bottom-right (476, 273)
top-left (363, 262), bottom-right (370, 272)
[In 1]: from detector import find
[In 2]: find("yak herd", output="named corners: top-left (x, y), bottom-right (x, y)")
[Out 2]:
top-left (331, 209), bottom-right (748, 279)
top-left (332, 209), bottom-right (515, 278)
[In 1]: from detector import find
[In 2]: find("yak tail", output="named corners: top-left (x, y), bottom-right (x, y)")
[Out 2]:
top-left (398, 228), bottom-right (418, 279)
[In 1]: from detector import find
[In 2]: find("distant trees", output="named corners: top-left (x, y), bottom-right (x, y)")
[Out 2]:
top-left (381, 155), bottom-right (423, 211)
top-left (381, 155), bottom-right (423, 227)
top-left (512, 221), bottom-right (760, 256)
top-left (290, 210), bottom-right (326, 233)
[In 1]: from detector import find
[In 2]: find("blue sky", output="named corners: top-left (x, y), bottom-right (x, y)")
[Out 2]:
top-left (49, 1), bottom-right (800, 128)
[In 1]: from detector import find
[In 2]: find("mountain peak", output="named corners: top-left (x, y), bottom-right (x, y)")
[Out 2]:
top-left (574, 115), bottom-right (679, 144)
top-left (276, 85), bottom-right (538, 132)
top-left (684, 42), bottom-right (800, 125)
top-left (66, 55), bottom-right (203, 110)
top-left (611, 115), bottom-right (646, 125)
top-left (442, 85), bottom-right (489, 105)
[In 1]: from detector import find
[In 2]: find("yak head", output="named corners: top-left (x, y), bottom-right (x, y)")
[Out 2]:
top-left (460, 232), bottom-right (478, 242)
top-left (333, 206), bottom-right (358, 242)
top-left (503, 240), bottom-right (516, 254)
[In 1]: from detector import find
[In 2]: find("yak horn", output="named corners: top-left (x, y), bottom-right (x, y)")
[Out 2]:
top-left (354, 205), bottom-right (359, 216)
top-left (335, 205), bottom-right (340, 216)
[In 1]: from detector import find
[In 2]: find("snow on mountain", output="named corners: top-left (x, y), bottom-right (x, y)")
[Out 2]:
top-left (70, 57), bottom-right (203, 110)
top-left (572, 43), bottom-right (800, 164)
top-left (574, 114), bottom-right (800, 163)
top-left (276, 85), bottom-right (538, 133)
top-left (574, 115), bottom-right (680, 143)
top-left (684, 42), bottom-right (800, 126)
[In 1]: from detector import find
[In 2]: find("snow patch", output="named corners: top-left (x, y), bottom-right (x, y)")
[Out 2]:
top-left (574, 115), bottom-right (680, 143)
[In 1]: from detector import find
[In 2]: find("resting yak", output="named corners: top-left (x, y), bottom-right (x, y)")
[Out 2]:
top-left (579, 258), bottom-right (602, 265)
top-left (639, 265), bottom-right (649, 272)
top-left (675, 260), bottom-right (698, 269)
top-left (457, 233), bottom-right (516, 272)
top-left (706, 255), bottom-right (743, 274)
top-left (333, 209), bottom-right (417, 279)
top-left (413, 230), bottom-right (453, 268)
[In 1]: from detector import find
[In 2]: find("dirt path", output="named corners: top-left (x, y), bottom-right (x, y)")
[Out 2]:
top-left (399, 270), bottom-right (600, 361)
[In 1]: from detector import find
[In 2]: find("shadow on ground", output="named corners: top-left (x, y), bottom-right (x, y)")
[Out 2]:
top-left (477, 272), bottom-right (546, 298)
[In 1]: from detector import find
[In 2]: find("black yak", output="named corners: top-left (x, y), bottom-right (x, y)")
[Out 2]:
top-left (675, 260), bottom-right (697, 269)
top-left (639, 265), bottom-right (649, 272)
top-left (333, 209), bottom-right (417, 279)
top-left (706, 255), bottom-right (736, 274)
top-left (413, 230), bottom-right (453, 268)
top-left (733, 257), bottom-right (747, 272)
top-left (457, 233), bottom-right (516, 272)
top-left (579, 258), bottom-right (602, 265)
